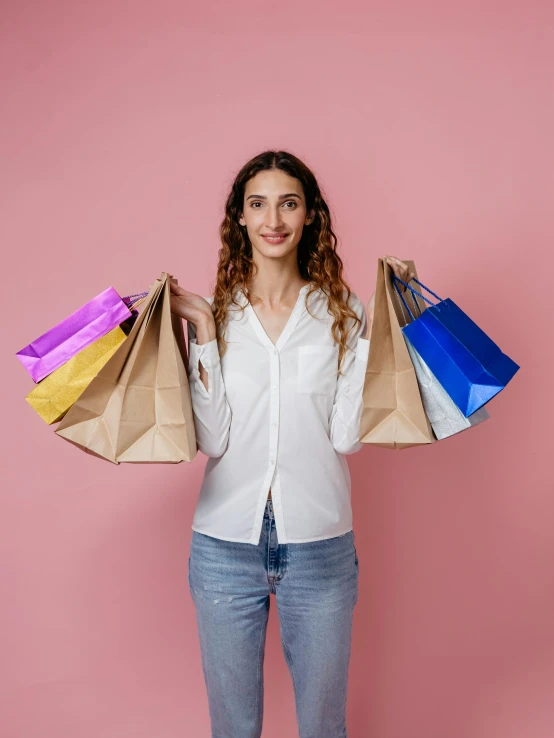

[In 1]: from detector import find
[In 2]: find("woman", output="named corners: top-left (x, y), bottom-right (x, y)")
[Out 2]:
top-left (170, 150), bottom-right (413, 738)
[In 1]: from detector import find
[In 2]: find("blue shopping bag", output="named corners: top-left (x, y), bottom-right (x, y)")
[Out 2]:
top-left (392, 275), bottom-right (520, 417)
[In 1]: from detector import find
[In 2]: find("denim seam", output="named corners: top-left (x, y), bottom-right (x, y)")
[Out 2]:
top-left (254, 601), bottom-right (267, 732)
top-left (281, 634), bottom-right (298, 713)
top-left (266, 516), bottom-right (271, 579)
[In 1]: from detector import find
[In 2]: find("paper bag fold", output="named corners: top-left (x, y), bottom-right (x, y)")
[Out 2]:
top-left (360, 258), bottom-right (435, 449)
top-left (55, 272), bottom-right (197, 464)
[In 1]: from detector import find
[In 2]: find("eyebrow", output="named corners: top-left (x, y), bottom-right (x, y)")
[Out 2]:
top-left (246, 193), bottom-right (302, 201)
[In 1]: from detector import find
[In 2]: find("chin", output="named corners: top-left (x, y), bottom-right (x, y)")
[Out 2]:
top-left (254, 240), bottom-right (297, 257)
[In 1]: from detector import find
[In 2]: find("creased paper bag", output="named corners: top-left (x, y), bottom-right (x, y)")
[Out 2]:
top-left (360, 258), bottom-right (435, 449)
top-left (55, 272), bottom-right (197, 464)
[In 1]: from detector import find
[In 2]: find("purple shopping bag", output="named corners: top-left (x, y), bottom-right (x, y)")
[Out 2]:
top-left (16, 287), bottom-right (139, 383)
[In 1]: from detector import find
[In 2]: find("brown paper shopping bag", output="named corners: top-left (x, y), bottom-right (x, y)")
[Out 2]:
top-left (55, 272), bottom-right (197, 463)
top-left (359, 257), bottom-right (435, 449)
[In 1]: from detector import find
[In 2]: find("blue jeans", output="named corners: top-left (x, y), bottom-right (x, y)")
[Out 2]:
top-left (188, 497), bottom-right (359, 738)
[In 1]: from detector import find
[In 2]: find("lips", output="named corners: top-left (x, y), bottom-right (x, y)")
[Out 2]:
top-left (262, 234), bottom-right (288, 243)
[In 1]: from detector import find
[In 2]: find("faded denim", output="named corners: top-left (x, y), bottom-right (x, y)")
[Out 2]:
top-left (188, 497), bottom-right (359, 738)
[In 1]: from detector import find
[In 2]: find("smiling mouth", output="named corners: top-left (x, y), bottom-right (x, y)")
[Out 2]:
top-left (262, 234), bottom-right (289, 243)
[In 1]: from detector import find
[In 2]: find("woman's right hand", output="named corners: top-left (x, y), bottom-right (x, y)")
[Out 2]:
top-left (169, 282), bottom-right (214, 328)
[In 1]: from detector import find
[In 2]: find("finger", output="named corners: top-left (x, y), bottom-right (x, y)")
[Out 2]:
top-left (392, 262), bottom-right (411, 291)
top-left (396, 260), bottom-right (412, 282)
top-left (388, 256), bottom-right (402, 271)
top-left (392, 263), bottom-right (408, 282)
top-left (391, 257), bottom-right (409, 275)
top-left (386, 257), bottom-right (399, 280)
top-left (390, 256), bottom-right (408, 268)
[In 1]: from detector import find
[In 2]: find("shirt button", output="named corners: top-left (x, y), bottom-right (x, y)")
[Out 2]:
top-left (272, 422), bottom-right (277, 428)
top-left (272, 384), bottom-right (277, 390)
top-left (270, 458), bottom-right (275, 465)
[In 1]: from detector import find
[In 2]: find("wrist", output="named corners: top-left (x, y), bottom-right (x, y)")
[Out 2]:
top-left (195, 316), bottom-right (217, 345)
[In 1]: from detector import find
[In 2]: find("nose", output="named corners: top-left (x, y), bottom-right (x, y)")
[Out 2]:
top-left (266, 204), bottom-right (284, 229)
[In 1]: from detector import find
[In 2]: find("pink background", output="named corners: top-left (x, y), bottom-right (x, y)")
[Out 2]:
top-left (2, 2), bottom-right (553, 736)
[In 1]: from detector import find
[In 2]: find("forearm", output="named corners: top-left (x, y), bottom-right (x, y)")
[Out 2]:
top-left (194, 318), bottom-right (217, 392)
top-left (186, 316), bottom-right (232, 458)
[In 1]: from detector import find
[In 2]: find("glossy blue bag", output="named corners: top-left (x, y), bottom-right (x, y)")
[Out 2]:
top-left (392, 276), bottom-right (520, 417)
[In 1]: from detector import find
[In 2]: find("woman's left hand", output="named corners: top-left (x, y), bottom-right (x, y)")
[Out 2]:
top-left (363, 256), bottom-right (415, 340)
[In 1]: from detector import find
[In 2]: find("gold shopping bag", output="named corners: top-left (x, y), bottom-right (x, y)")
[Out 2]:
top-left (26, 325), bottom-right (128, 425)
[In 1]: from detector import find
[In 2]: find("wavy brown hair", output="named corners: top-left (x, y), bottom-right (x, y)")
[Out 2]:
top-left (210, 150), bottom-right (362, 375)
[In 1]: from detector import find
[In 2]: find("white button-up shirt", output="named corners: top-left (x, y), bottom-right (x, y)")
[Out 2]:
top-left (186, 283), bottom-right (370, 545)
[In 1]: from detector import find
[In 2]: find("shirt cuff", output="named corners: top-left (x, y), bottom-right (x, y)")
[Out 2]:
top-left (356, 337), bottom-right (370, 362)
top-left (189, 337), bottom-right (221, 370)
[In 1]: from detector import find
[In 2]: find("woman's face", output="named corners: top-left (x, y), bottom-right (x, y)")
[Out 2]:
top-left (239, 169), bottom-right (314, 261)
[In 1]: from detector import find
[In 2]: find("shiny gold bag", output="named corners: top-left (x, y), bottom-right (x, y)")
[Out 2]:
top-left (26, 325), bottom-right (128, 424)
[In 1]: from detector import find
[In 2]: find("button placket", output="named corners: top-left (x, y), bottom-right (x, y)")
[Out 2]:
top-left (268, 345), bottom-right (279, 474)
top-left (241, 287), bottom-right (311, 544)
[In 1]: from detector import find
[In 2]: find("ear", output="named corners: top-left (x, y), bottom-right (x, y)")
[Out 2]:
top-left (238, 213), bottom-right (245, 227)
top-left (305, 208), bottom-right (316, 225)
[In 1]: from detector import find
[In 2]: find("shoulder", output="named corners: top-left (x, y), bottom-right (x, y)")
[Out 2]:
top-left (341, 288), bottom-right (365, 318)
top-left (340, 289), bottom-right (367, 348)
top-left (315, 286), bottom-right (365, 320)
top-left (203, 293), bottom-right (245, 321)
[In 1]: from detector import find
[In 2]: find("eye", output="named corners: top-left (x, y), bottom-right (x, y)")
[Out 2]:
top-left (249, 200), bottom-right (298, 209)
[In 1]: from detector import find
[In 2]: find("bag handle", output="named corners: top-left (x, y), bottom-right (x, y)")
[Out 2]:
top-left (392, 277), bottom-right (412, 325)
top-left (122, 291), bottom-right (149, 304)
top-left (392, 278), bottom-right (426, 324)
top-left (392, 275), bottom-right (443, 321)
top-left (122, 291), bottom-right (149, 313)
top-left (127, 297), bottom-right (147, 311)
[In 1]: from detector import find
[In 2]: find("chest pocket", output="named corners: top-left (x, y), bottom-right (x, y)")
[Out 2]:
top-left (297, 344), bottom-right (340, 396)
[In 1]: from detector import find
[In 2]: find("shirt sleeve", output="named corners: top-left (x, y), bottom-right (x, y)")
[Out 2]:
top-left (187, 317), bottom-right (232, 458)
top-left (328, 294), bottom-right (370, 455)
